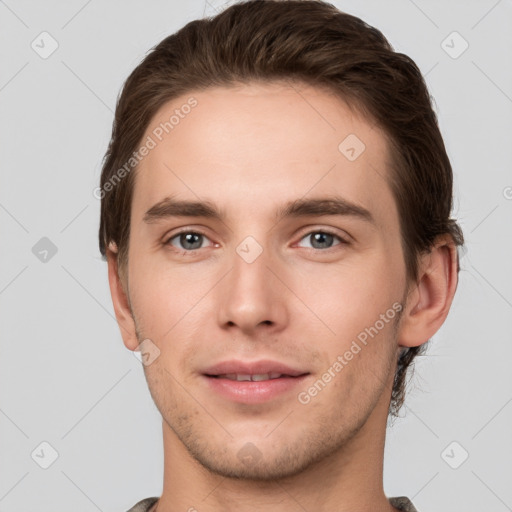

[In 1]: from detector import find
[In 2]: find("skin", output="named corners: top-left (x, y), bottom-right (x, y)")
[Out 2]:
top-left (107, 82), bottom-right (459, 512)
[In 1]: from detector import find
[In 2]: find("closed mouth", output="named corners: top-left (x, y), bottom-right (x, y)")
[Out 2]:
top-left (207, 372), bottom-right (306, 381)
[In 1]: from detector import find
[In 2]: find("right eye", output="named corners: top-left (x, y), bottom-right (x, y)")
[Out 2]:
top-left (165, 231), bottom-right (214, 253)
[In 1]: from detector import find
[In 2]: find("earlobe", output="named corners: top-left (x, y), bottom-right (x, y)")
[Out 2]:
top-left (106, 242), bottom-right (139, 351)
top-left (397, 236), bottom-right (459, 348)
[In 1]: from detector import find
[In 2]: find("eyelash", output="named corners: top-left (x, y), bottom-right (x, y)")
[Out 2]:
top-left (164, 228), bottom-right (349, 255)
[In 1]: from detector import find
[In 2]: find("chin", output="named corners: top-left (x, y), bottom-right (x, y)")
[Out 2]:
top-left (188, 445), bottom-right (315, 482)
top-left (178, 426), bottom-right (356, 483)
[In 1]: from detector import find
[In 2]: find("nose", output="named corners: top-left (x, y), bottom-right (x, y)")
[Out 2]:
top-left (216, 240), bottom-right (289, 336)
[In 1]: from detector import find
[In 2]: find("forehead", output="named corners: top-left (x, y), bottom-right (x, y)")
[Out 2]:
top-left (132, 82), bottom-right (396, 229)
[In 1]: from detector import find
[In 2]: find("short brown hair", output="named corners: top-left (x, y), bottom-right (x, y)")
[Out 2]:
top-left (98, 0), bottom-right (464, 416)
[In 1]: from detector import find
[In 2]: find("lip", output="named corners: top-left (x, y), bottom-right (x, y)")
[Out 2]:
top-left (202, 359), bottom-right (307, 377)
top-left (201, 359), bottom-right (310, 404)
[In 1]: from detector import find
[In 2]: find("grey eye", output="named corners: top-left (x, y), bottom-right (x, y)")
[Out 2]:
top-left (298, 231), bottom-right (343, 250)
top-left (168, 232), bottom-right (208, 251)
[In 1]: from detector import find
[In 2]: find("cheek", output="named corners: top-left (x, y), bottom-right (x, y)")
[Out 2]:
top-left (127, 265), bottom-right (215, 374)
top-left (127, 272), bottom-right (179, 345)
top-left (308, 315), bottom-right (398, 416)
top-left (288, 255), bottom-right (400, 342)
top-left (288, 256), bottom-right (401, 403)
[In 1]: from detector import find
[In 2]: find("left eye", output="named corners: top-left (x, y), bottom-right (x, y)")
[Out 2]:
top-left (297, 231), bottom-right (346, 250)
top-left (166, 232), bottom-right (211, 251)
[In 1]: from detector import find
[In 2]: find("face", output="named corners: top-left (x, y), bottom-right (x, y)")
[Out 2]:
top-left (123, 82), bottom-right (408, 480)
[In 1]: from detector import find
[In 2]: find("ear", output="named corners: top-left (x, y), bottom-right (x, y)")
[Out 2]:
top-left (106, 242), bottom-right (139, 351)
top-left (397, 235), bottom-right (460, 348)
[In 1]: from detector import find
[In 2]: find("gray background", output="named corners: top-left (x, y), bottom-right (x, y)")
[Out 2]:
top-left (1, 1), bottom-right (511, 511)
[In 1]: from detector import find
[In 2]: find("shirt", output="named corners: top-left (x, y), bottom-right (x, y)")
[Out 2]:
top-left (126, 495), bottom-right (419, 511)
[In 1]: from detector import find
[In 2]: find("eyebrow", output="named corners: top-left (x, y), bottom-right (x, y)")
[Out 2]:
top-left (143, 195), bottom-right (375, 225)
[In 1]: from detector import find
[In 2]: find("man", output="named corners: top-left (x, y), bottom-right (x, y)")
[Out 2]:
top-left (98, 1), bottom-right (464, 511)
